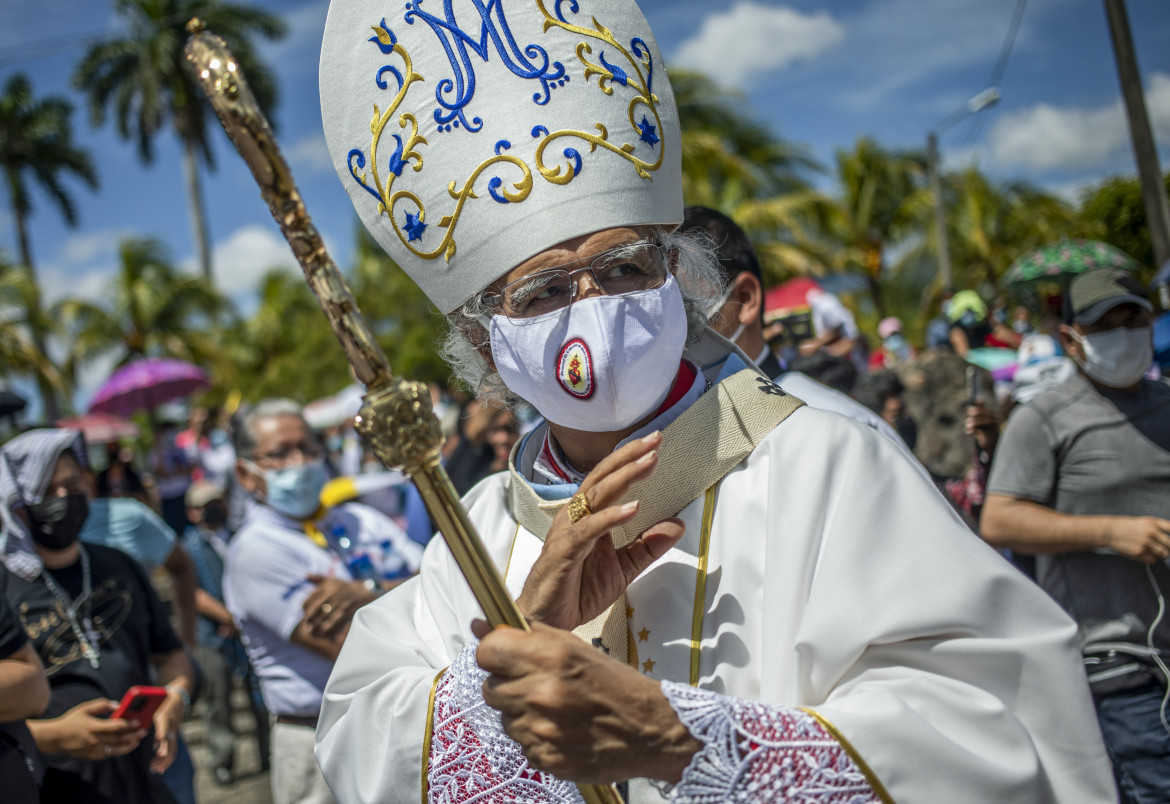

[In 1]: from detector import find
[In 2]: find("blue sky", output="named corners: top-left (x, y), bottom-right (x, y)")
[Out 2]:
top-left (1, 0), bottom-right (1169, 412)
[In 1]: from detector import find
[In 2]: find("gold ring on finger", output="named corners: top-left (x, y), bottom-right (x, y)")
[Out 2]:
top-left (567, 492), bottom-right (591, 524)
top-left (320, 602), bottom-right (333, 615)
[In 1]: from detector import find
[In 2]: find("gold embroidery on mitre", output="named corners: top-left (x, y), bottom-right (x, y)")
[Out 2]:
top-left (352, 4), bottom-right (666, 264)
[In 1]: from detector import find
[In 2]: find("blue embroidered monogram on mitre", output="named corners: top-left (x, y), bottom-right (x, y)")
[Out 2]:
top-left (403, 0), bottom-right (568, 134)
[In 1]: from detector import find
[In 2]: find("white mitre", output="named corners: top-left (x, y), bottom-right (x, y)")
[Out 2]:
top-left (320, 0), bottom-right (682, 314)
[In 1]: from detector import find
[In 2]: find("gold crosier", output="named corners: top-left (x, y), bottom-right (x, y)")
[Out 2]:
top-left (183, 20), bottom-right (623, 804)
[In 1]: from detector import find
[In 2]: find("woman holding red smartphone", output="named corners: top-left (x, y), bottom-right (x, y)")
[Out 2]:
top-left (0, 430), bottom-right (196, 803)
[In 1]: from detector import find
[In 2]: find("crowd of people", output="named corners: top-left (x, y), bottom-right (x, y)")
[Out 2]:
top-left (0, 385), bottom-right (528, 803)
top-left (2, 0), bottom-right (1168, 802)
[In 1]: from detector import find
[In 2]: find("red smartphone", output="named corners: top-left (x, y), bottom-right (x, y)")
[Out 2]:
top-left (110, 685), bottom-right (168, 730)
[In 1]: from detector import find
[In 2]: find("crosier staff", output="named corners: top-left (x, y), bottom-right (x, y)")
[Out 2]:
top-left (182, 19), bottom-right (621, 804)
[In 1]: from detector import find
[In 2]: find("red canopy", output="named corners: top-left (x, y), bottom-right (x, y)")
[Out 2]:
top-left (57, 412), bottom-right (140, 445)
top-left (763, 277), bottom-right (820, 320)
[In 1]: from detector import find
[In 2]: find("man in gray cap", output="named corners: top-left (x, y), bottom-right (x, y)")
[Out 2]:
top-left (983, 266), bottom-right (1170, 802)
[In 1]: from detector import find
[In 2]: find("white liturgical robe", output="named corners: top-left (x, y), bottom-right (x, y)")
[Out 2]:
top-left (316, 395), bottom-right (1116, 803)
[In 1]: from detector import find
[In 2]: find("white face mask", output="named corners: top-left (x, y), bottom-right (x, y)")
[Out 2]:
top-left (489, 276), bottom-right (688, 431)
top-left (705, 285), bottom-right (744, 345)
top-left (1070, 326), bottom-right (1153, 388)
top-left (242, 458), bottom-right (328, 520)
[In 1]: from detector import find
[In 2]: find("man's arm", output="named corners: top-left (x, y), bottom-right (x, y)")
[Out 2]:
top-left (290, 576), bottom-right (380, 660)
top-left (194, 588), bottom-right (238, 636)
top-left (982, 493), bottom-right (1170, 564)
top-left (949, 326), bottom-right (970, 357)
top-left (290, 619), bottom-right (351, 663)
top-left (0, 641), bottom-right (50, 721)
top-left (164, 544), bottom-right (198, 645)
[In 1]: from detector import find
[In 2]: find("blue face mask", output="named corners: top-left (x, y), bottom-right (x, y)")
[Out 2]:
top-left (247, 460), bottom-right (328, 520)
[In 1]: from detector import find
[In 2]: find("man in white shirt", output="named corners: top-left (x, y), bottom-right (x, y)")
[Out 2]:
top-left (223, 399), bottom-right (421, 804)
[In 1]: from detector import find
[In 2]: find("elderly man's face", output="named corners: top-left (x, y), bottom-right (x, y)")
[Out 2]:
top-left (477, 226), bottom-right (658, 365)
top-left (237, 414), bottom-right (322, 498)
top-left (491, 227), bottom-right (648, 294)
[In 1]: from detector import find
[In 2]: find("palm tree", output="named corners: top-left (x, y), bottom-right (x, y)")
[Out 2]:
top-left (943, 169), bottom-right (1090, 292)
top-left (826, 137), bottom-right (929, 316)
top-left (224, 228), bottom-right (452, 402)
top-left (669, 69), bottom-right (829, 282)
top-left (0, 73), bottom-right (98, 418)
top-left (230, 269), bottom-right (340, 401)
top-left (74, 0), bottom-right (285, 283)
top-left (672, 70), bottom-right (818, 207)
top-left (0, 264), bottom-right (68, 408)
top-left (54, 236), bottom-right (226, 383)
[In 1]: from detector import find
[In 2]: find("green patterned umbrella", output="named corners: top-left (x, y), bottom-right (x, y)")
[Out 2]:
top-left (1004, 239), bottom-right (1139, 286)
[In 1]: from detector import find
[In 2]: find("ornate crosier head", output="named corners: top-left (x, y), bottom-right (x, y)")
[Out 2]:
top-left (320, 0), bottom-right (682, 314)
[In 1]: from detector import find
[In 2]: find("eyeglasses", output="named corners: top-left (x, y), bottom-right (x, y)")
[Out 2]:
top-left (481, 240), bottom-right (667, 322)
top-left (250, 442), bottom-right (324, 468)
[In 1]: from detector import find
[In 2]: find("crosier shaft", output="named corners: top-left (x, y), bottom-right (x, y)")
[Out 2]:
top-left (183, 20), bottom-right (621, 804)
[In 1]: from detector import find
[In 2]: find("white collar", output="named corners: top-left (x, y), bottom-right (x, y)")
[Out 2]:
top-left (530, 361), bottom-right (708, 485)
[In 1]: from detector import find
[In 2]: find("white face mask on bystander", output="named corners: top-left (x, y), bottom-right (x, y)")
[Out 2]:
top-left (1070, 326), bottom-right (1153, 388)
top-left (489, 276), bottom-right (688, 432)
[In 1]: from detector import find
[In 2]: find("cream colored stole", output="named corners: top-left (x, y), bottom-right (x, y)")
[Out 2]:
top-left (505, 368), bottom-right (804, 666)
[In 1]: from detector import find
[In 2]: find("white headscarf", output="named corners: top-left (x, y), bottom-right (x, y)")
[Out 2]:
top-left (0, 429), bottom-right (88, 581)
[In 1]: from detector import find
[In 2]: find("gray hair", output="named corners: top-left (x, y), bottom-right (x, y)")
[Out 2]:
top-left (440, 227), bottom-right (726, 408)
top-left (234, 398), bottom-right (307, 459)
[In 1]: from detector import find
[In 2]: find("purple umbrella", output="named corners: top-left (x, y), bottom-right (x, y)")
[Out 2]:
top-left (88, 358), bottom-right (210, 416)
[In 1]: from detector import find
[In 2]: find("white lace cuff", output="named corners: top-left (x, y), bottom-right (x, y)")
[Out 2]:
top-left (660, 681), bottom-right (880, 804)
top-left (427, 640), bottom-right (584, 804)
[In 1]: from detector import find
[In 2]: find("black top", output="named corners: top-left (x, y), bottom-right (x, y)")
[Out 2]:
top-left (951, 319), bottom-right (992, 351)
top-left (0, 592), bottom-right (28, 659)
top-left (1, 544), bottom-right (182, 802)
top-left (0, 594), bottom-right (42, 803)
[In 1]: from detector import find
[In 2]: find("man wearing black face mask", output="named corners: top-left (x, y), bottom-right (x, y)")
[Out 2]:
top-left (180, 481), bottom-right (269, 785)
top-left (0, 429), bottom-right (196, 804)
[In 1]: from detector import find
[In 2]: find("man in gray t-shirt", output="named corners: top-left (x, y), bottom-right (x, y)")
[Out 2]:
top-left (983, 266), bottom-right (1170, 803)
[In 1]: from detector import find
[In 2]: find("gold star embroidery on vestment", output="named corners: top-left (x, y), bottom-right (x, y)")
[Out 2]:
top-left (626, 604), bottom-right (634, 620)
top-left (642, 658), bottom-right (656, 673)
top-left (638, 627), bottom-right (650, 642)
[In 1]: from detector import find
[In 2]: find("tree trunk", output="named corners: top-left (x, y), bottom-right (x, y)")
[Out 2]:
top-left (182, 136), bottom-right (214, 284)
top-left (13, 207), bottom-right (61, 421)
top-left (864, 246), bottom-right (886, 318)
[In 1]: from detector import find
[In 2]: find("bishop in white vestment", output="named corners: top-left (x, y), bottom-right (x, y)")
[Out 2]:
top-left (312, 0), bottom-right (1117, 801)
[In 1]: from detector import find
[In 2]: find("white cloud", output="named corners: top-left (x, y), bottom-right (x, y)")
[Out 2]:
top-left (58, 228), bottom-right (131, 265)
top-left (987, 72), bottom-right (1170, 172)
top-left (285, 133), bottom-right (333, 174)
top-left (36, 228), bottom-right (132, 306)
top-left (1044, 177), bottom-right (1102, 205)
top-left (827, 0), bottom-right (1046, 113)
top-left (203, 224), bottom-right (301, 298)
top-left (40, 267), bottom-right (111, 307)
top-left (673, 3), bottom-right (844, 86)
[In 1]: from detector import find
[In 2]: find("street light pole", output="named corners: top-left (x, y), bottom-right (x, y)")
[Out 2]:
top-left (926, 131), bottom-right (952, 293)
top-left (927, 88), bottom-right (1001, 295)
top-left (1103, 0), bottom-right (1170, 269)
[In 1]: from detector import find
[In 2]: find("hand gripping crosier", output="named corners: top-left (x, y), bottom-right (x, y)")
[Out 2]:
top-left (183, 19), bottom-right (622, 804)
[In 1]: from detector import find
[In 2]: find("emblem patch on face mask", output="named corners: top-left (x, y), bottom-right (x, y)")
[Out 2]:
top-left (557, 338), bottom-right (594, 399)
